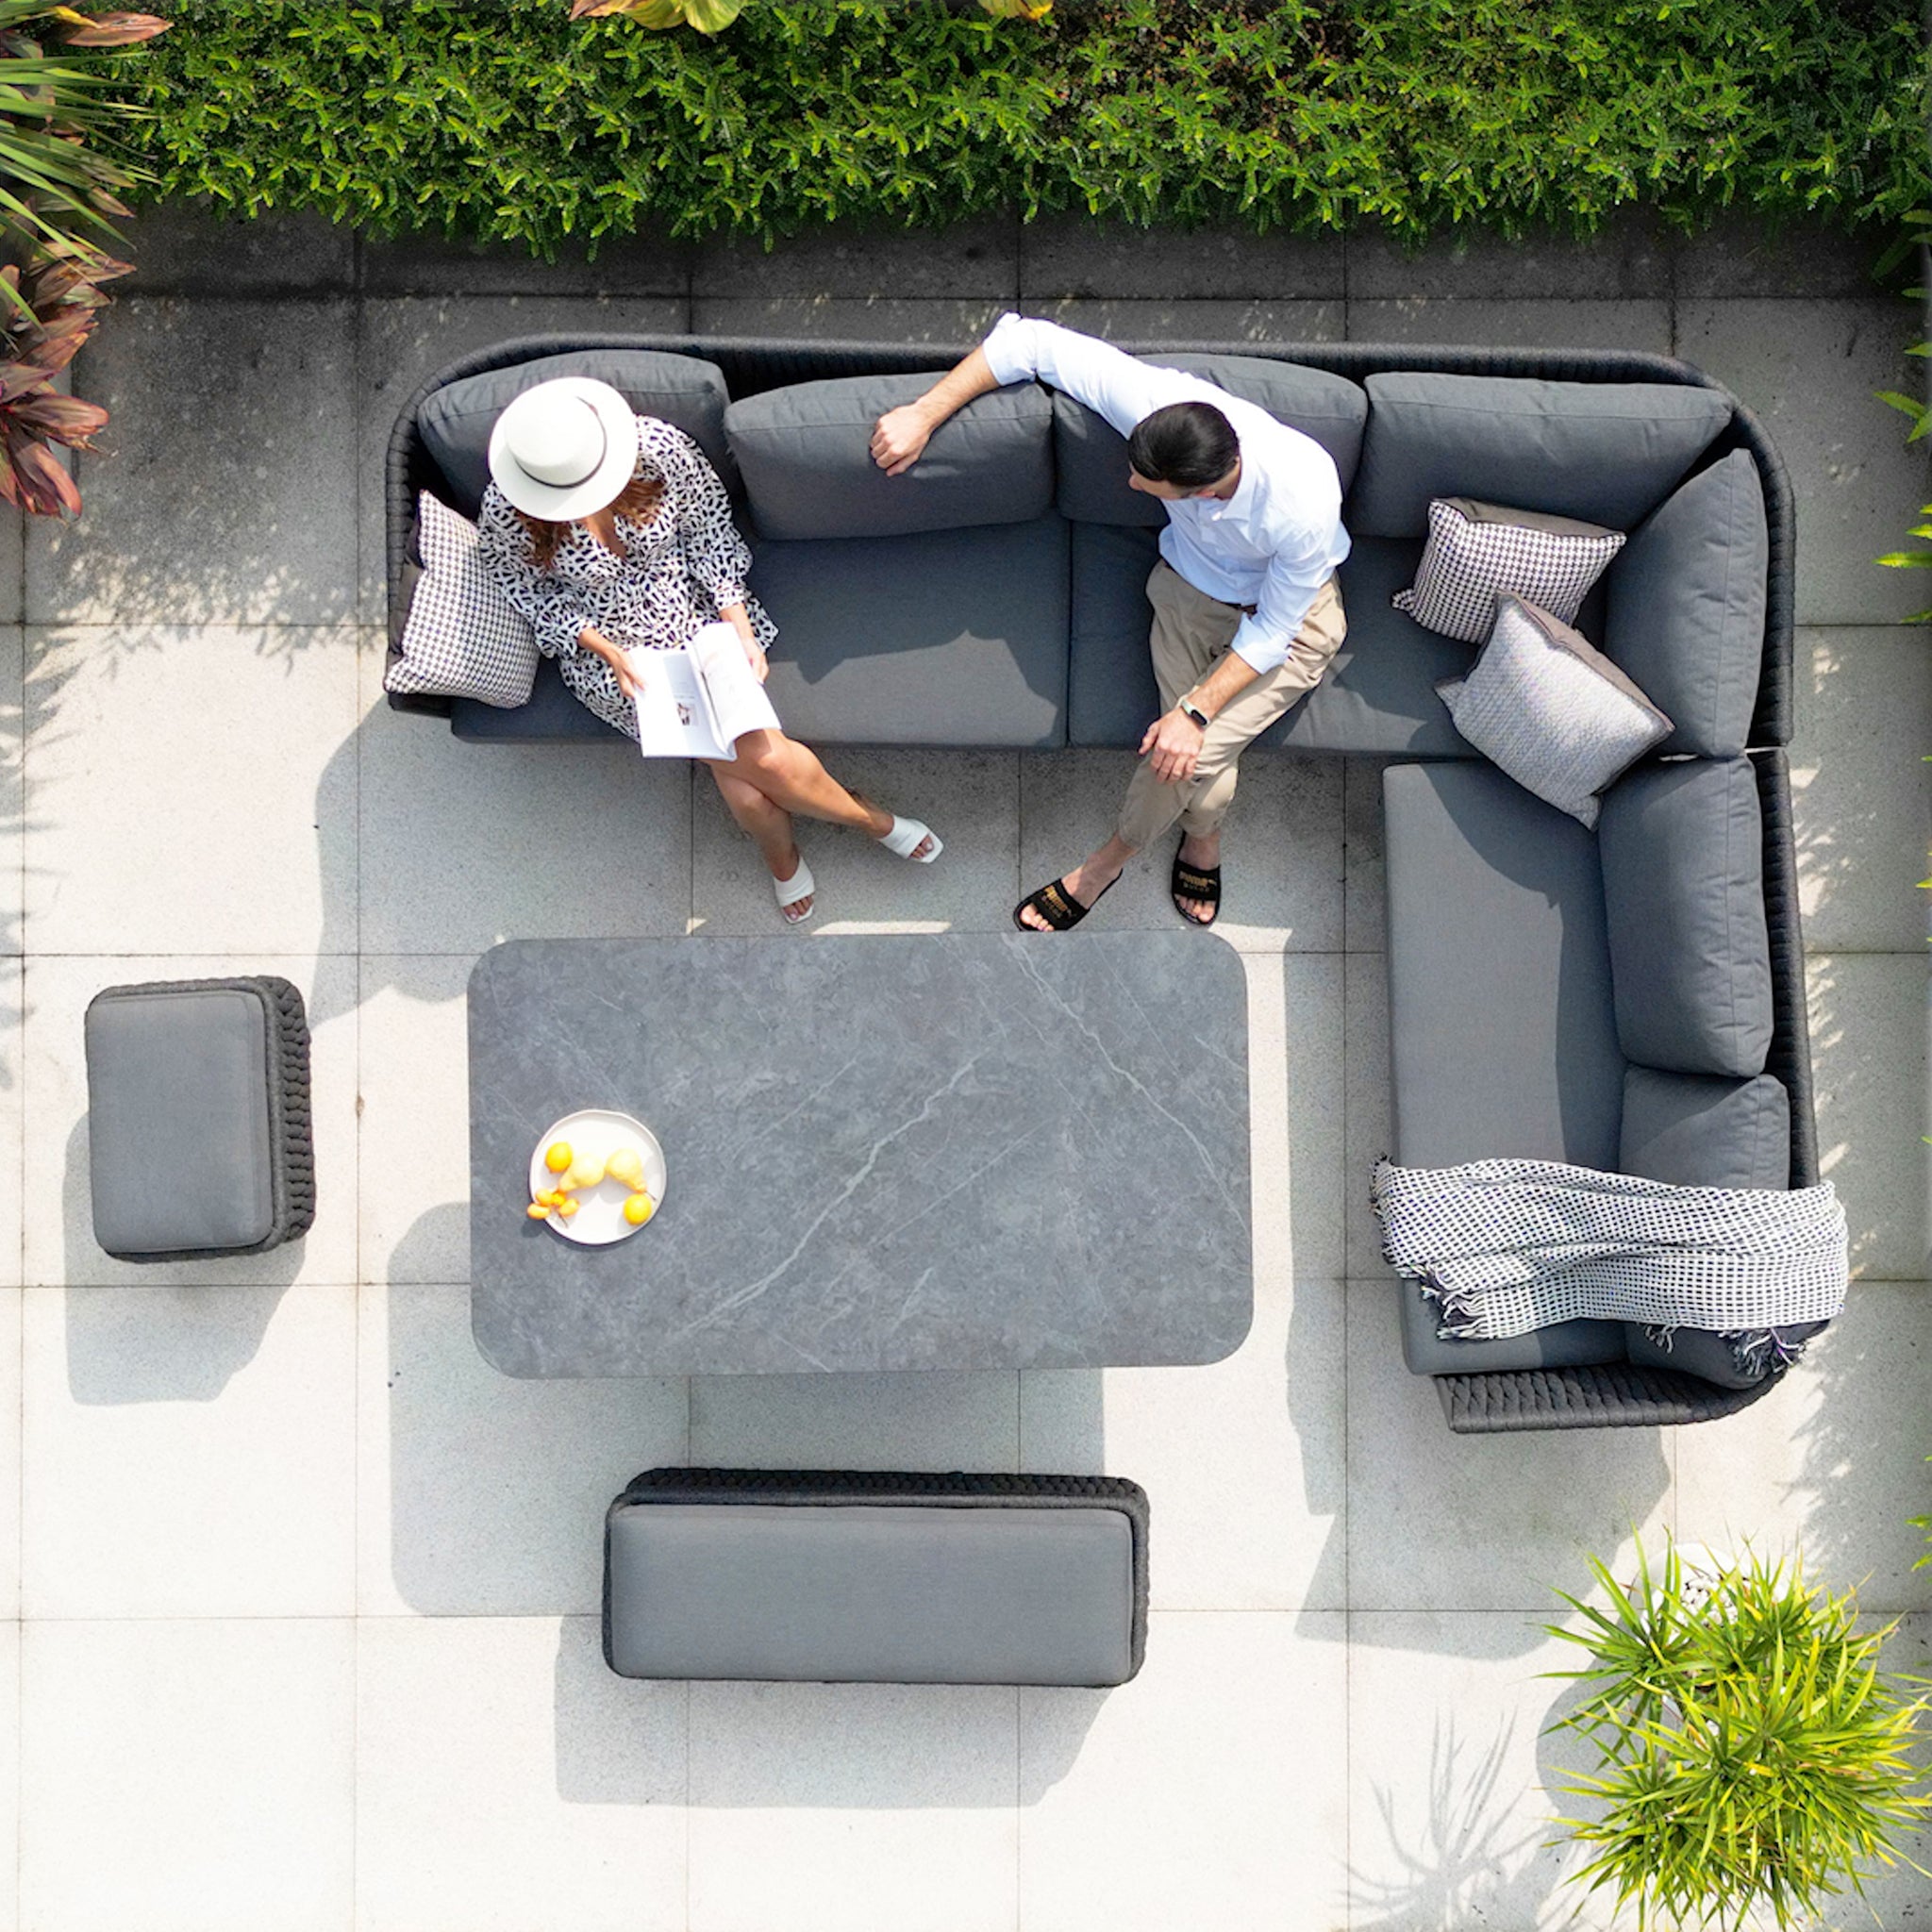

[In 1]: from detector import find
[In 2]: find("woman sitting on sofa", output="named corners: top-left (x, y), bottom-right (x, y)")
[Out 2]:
top-left (477, 377), bottom-right (940, 924)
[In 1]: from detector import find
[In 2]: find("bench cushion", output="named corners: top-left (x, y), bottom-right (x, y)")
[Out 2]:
top-left (751, 516), bottom-right (1071, 747)
top-left (85, 977), bottom-right (314, 1260)
top-left (1054, 356), bottom-right (1368, 525)
top-left (605, 1472), bottom-right (1148, 1687)
top-left (1597, 758), bottom-right (1773, 1076)
top-left (1603, 450), bottom-right (1769, 758)
top-left (726, 375), bottom-right (1053, 541)
top-left (420, 349), bottom-right (732, 520)
top-left (1619, 1066), bottom-right (1790, 1191)
top-left (1348, 374), bottom-right (1734, 540)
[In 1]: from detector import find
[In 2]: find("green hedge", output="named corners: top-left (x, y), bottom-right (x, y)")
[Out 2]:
top-left (122, 0), bottom-right (1932, 252)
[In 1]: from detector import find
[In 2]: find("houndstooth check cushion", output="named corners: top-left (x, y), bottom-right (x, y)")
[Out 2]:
top-left (1393, 497), bottom-right (1626, 643)
top-left (1438, 595), bottom-right (1672, 829)
top-left (384, 492), bottom-right (541, 708)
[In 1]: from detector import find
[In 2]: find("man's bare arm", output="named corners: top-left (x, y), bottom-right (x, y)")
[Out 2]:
top-left (868, 346), bottom-right (999, 475)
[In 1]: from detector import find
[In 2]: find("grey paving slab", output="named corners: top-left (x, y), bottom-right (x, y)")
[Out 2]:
top-left (1674, 1281), bottom-right (1932, 1614)
top-left (693, 215), bottom-right (1018, 298)
top-left (690, 294), bottom-right (1001, 345)
top-left (1018, 214), bottom-right (1345, 300)
top-left (1348, 208), bottom-right (1672, 300)
top-left (1807, 952), bottom-right (1930, 1282)
top-left (1017, 296), bottom-right (1343, 344)
top-left (689, 1679), bottom-right (1016, 1932)
top-left (120, 197), bottom-right (353, 294)
top-left (467, 933), bottom-right (1253, 1374)
top-left (1343, 951), bottom-right (1391, 1281)
top-left (358, 292), bottom-right (689, 623)
top-left (1675, 297), bottom-right (1928, 625)
top-left (28, 297), bottom-right (358, 626)
top-left (1790, 626), bottom-right (1932, 952)
top-left (1347, 297), bottom-right (1672, 354)
top-left (359, 222), bottom-right (693, 297)
top-left (1344, 1278), bottom-right (1674, 1612)
top-left (1671, 210), bottom-right (1896, 300)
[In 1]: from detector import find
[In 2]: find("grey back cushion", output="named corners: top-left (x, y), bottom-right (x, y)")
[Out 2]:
top-left (726, 374), bottom-right (1052, 541)
top-left (1620, 1066), bottom-right (1790, 1190)
top-left (1055, 355), bottom-right (1368, 525)
top-left (1603, 450), bottom-right (1769, 758)
top-left (419, 349), bottom-right (732, 519)
top-left (1597, 758), bottom-right (1774, 1076)
top-left (606, 1502), bottom-right (1137, 1686)
top-left (1349, 374), bottom-right (1734, 539)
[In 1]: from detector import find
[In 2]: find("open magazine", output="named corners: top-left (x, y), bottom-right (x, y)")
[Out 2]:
top-left (628, 621), bottom-right (780, 761)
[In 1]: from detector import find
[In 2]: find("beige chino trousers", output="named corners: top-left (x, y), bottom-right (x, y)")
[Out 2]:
top-left (1115, 560), bottom-right (1347, 850)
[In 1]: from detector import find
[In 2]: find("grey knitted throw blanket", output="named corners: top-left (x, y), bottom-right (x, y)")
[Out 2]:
top-left (1371, 1158), bottom-right (1847, 1368)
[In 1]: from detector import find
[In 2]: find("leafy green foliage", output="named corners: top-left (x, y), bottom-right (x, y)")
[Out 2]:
top-left (119, 0), bottom-right (1932, 254)
top-left (1545, 1539), bottom-right (1932, 1932)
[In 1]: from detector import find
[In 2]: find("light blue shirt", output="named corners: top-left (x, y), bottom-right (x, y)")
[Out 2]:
top-left (980, 313), bottom-right (1350, 675)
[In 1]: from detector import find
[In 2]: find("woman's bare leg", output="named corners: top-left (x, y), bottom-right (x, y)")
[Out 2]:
top-left (725, 729), bottom-right (934, 857)
top-left (707, 763), bottom-right (811, 916)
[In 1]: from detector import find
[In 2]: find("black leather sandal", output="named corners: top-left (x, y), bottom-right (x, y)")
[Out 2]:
top-left (1171, 841), bottom-right (1223, 927)
top-left (1012, 873), bottom-right (1117, 933)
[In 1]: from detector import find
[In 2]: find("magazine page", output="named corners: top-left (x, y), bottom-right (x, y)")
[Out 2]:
top-left (689, 621), bottom-right (781, 748)
top-left (630, 645), bottom-right (730, 760)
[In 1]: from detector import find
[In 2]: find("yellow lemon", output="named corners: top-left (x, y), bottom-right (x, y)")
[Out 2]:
top-left (544, 1141), bottom-right (573, 1174)
top-left (606, 1146), bottom-right (644, 1187)
top-left (623, 1191), bottom-right (656, 1226)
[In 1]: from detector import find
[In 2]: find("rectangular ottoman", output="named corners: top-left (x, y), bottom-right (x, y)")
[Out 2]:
top-left (84, 975), bottom-right (315, 1261)
top-left (605, 1469), bottom-right (1149, 1687)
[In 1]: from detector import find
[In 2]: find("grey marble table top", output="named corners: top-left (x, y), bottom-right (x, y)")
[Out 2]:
top-left (468, 933), bottom-right (1252, 1375)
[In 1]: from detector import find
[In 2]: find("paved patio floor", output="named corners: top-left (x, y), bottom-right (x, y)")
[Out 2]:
top-left (0, 203), bottom-right (1926, 1931)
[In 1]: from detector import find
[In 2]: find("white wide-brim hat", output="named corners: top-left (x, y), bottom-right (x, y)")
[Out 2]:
top-left (487, 376), bottom-right (640, 521)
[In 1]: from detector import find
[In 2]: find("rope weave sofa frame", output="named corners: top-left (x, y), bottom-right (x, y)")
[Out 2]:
top-left (386, 334), bottom-right (1808, 1435)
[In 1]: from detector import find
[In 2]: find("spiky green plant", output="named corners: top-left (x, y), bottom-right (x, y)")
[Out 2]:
top-left (1544, 1539), bottom-right (1931, 1932)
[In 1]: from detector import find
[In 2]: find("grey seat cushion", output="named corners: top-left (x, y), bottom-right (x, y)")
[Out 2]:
top-left (1624, 1320), bottom-right (1824, 1391)
top-left (86, 984), bottom-right (275, 1256)
top-left (1619, 1065), bottom-right (1790, 1190)
top-left (1348, 374), bottom-right (1734, 540)
top-left (1602, 450), bottom-right (1769, 758)
top-left (1396, 1281), bottom-right (1627, 1376)
top-left (606, 1500), bottom-right (1139, 1686)
top-left (751, 516), bottom-right (1071, 747)
top-left (450, 655), bottom-right (607, 741)
top-left (1067, 521), bottom-right (1161, 745)
top-left (1054, 356), bottom-right (1368, 525)
top-left (1383, 760), bottom-right (1625, 1171)
top-left (419, 349), bottom-right (732, 519)
top-left (725, 374), bottom-right (1053, 541)
top-left (1597, 758), bottom-right (1773, 1076)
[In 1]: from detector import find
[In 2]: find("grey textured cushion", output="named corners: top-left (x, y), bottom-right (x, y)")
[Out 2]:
top-left (606, 1502), bottom-right (1136, 1685)
top-left (1349, 373), bottom-right (1734, 540)
top-left (420, 350), bottom-right (731, 519)
top-left (1597, 758), bottom-right (1774, 1076)
top-left (1392, 497), bottom-right (1625, 643)
top-left (1619, 1066), bottom-right (1790, 1190)
top-left (726, 375), bottom-right (1052, 541)
top-left (1067, 521), bottom-right (1162, 746)
top-left (751, 515), bottom-right (1070, 747)
top-left (1603, 450), bottom-right (1769, 758)
top-left (86, 986), bottom-right (275, 1255)
top-left (1054, 356), bottom-right (1368, 525)
top-left (450, 655), bottom-right (606, 741)
top-left (1382, 760), bottom-right (1625, 1174)
top-left (1623, 1324), bottom-right (1780, 1391)
top-left (1439, 597), bottom-right (1673, 828)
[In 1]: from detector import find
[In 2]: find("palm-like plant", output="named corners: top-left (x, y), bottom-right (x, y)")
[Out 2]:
top-left (1544, 1540), bottom-right (1931, 1932)
top-left (0, 241), bottom-right (124, 515)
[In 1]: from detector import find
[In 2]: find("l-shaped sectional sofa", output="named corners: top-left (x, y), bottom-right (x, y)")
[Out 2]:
top-left (387, 332), bottom-right (1814, 1435)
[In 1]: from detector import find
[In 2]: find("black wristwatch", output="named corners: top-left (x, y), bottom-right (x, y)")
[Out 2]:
top-left (1178, 697), bottom-right (1211, 732)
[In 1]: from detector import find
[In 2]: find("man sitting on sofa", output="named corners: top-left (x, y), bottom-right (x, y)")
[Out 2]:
top-left (871, 313), bottom-right (1350, 931)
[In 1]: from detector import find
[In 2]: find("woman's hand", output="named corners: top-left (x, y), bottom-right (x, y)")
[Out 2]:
top-left (720, 603), bottom-right (769, 683)
top-left (585, 628), bottom-right (646, 703)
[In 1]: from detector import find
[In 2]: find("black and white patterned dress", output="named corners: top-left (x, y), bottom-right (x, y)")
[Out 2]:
top-left (475, 415), bottom-right (776, 741)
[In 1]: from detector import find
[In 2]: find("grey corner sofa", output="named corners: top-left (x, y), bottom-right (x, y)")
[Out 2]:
top-left (386, 332), bottom-right (1814, 1436)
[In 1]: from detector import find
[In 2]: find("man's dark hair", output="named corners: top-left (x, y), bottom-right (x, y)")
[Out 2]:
top-left (1127, 401), bottom-right (1239, 490)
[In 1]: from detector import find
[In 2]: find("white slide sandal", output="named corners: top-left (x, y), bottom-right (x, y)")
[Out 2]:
top-left (877, 816), bottom-right (943, 863)
top-left (774, 858), bottom-right (816, 924)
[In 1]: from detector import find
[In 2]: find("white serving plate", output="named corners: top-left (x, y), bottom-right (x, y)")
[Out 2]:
top-left (526, 1108), bottom-right (667, 1247)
